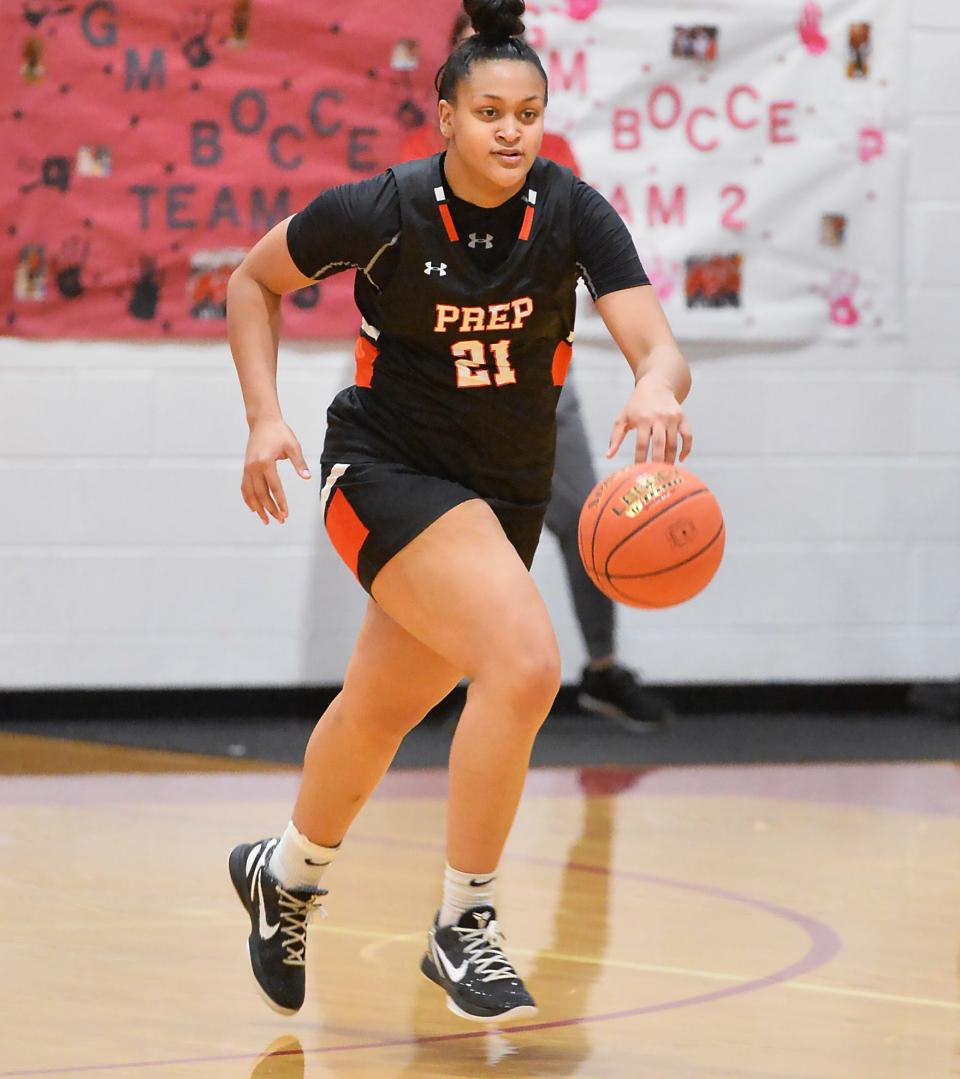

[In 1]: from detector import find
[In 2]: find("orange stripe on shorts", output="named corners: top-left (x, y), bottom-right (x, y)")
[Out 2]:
top-left (325, 488), bottom-right (369, 579)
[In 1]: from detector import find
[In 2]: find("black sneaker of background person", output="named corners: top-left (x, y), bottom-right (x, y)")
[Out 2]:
top-left (577, 663), bottom-right (675, 732)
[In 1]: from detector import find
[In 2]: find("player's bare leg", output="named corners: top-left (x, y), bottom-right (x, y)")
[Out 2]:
top-left (372, 499), bottom-right (559, 1020)
top-left (230, 599), bottom-right (464, 1013)
top-left (292, 600), bottom-right (464, 844)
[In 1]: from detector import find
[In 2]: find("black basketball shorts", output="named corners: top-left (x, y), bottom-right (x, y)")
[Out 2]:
top-left (318, 459), bottom-right (546, 595)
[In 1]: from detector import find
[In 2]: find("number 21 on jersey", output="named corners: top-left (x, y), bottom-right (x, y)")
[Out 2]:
top-left (452, 339), bottom-right (517, 388)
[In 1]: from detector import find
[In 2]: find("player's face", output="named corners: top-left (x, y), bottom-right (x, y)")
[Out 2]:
top-left (440, 59), bottom-right (546, 202)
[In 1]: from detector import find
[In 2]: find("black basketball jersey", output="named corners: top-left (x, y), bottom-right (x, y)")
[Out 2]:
top-left (324, 152), bottom-right (580, 506)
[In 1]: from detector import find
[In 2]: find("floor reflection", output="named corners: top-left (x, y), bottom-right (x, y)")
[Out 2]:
top-left (248, 1035), bottom-right (305, 1079)
top-left (394, 768), bottom-right (620, 1076)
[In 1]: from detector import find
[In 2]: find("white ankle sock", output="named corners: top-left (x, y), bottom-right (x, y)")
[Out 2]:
top-left (438, 862), bottom-right (497, 927)
top-left (268, 821), bottom-right (340, 889)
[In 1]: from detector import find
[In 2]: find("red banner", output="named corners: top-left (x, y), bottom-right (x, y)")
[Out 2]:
top-left (1, 1), bottom-right (458, 338)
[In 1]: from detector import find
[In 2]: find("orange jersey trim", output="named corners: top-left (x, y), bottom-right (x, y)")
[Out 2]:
top-left (551, 340), bottom-right (573, 386)
top-left (438, 202), bottom-right (459, 242)
top-left (354, 336), bottom-right (380, 388)
top-left (518, 203), bottom-right (536, 241)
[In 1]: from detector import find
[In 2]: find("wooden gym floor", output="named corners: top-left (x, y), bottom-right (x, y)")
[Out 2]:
top-left (1, 731), bottom-right (958, 1078)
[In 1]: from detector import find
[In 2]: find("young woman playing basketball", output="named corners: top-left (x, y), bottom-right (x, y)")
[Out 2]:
top-left (227, 0), bottom-right (692, 1023)
top-left (404, 4), bottom-right (676, 733)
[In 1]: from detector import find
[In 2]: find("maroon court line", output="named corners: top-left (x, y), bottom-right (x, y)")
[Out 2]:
top-left (4, 761), bottom-right (960, 815)
top-left (0, 844), bottom-right (842, 1078)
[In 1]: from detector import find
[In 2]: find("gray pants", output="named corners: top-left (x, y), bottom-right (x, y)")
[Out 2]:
top-left (543, 382), bottom-right (615, 662)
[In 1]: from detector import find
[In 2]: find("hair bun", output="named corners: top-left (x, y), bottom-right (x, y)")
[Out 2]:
top-left (464, 0), bottom-right (525, 41)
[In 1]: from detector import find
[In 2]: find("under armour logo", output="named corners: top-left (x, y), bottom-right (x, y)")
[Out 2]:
top-left (424, 261), bottom-right (447, 276)
top-left (468, 233), bottom-right (494, 250)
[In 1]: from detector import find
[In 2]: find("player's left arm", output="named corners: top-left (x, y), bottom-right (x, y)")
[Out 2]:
top-left (596, 285), bottom-right (693, 464)
top-left (573, 179), bottom-right (692, 464)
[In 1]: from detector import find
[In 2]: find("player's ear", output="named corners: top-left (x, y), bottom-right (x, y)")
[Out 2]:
top-left (438, 98), bottom-right (455, 138)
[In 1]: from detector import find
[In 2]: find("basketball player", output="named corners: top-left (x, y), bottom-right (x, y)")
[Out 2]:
top-left (404, 6), bottom-right (674, 733)
top-left (227, 0), bottom-right (692, 1023)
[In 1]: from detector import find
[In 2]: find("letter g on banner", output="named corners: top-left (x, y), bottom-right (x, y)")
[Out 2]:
top-left (81, 0), bottom-right (118, 47)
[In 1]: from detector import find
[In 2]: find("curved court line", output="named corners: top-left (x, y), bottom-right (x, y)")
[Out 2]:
top-left (0, 838), bottom-right (843, 1078)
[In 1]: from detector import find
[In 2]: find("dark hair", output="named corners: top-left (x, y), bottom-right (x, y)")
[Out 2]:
top-left (436, 0), bottom-right (549, 106)
top-left (449, 11), bottom-right (472, 48)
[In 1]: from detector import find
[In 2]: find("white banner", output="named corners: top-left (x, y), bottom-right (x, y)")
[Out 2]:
top-left (527, 0), bottom-right (909, 341)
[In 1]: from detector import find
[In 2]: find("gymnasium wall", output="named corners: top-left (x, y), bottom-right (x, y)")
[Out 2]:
top-left (0, 3), bottom-right (957, 689)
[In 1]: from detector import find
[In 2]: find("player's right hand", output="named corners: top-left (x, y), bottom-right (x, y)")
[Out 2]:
top-left (241, 419), bottom-right (311, 524)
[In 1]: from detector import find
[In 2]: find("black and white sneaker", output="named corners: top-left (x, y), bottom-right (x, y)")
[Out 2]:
top-left (228, 838), bottom-right (327, 1015)
top-left (420, 905), bottom-right (538, 1023)
top-left (578, 663), bottom-right (675, 733)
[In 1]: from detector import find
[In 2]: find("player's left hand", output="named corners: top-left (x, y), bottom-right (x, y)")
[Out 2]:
top-left (607, 373), bottom-right (693, 464)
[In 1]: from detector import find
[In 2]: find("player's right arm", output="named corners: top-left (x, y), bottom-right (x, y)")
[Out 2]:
top-left (227, 216), bottom-right (315, 526)
top-left (228, 174), bottom-right (400, 525)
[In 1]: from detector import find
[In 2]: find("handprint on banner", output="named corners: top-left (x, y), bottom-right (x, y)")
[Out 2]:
top-left (180, 9), bottom-right (214, 69)
top-left (54, 238), bottom-right (90, 299)
top-left (396, 98), bottom-right (426, 130)
top-left (19, 155), bottom-right (72, 195)
top-left (129, 256), bottom-right (164, 320)
top-left (858, 126), bottom-right (885, 164)
top-left (816, 271), bottom-right (860, 327)
top-left (22, 2), bottom-right (74, 29)
top-left (646, 255), bottom-right (681, 303)
top-left (566, 0), bottom-right (599, 20)
top-left (797, 3), bottom-right (828, 56)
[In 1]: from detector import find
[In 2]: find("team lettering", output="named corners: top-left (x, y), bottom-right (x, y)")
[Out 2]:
top-left (434, 297), bottom-right (534, 333)
top-left (612, 472), bottom-right (684, 518)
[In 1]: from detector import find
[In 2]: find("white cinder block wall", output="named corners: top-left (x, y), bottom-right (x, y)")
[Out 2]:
top-left (0, 8), bottom-right (957, 689)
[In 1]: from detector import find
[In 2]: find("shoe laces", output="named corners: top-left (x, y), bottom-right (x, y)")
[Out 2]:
top-left (453, 919), bottom-right (518, 983)
top-left (277, 886), bottom-right (327, 967)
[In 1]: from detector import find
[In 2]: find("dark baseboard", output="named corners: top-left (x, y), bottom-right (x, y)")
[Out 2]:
top-left (0, 681), bottom-right (956, 724)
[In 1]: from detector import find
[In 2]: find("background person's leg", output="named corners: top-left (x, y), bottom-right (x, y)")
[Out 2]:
top-left (545, 382), bottom-right (616, 663)
top-left (545, 381), bottom-right (674, 731)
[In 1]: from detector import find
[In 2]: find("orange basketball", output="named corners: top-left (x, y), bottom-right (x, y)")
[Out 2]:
top-left (578, 462), bottom-right (725, 608)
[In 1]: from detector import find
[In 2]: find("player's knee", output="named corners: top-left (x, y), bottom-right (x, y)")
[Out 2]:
top-left (488, 645), bottom-right (561, 716)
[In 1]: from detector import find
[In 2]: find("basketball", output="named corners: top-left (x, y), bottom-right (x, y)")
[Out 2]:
top-left (578, 462), bottom-right (725, 608)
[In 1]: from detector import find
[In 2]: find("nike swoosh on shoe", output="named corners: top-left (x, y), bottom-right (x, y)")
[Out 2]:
top-left (432, 938), bottom-right (469, 983)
